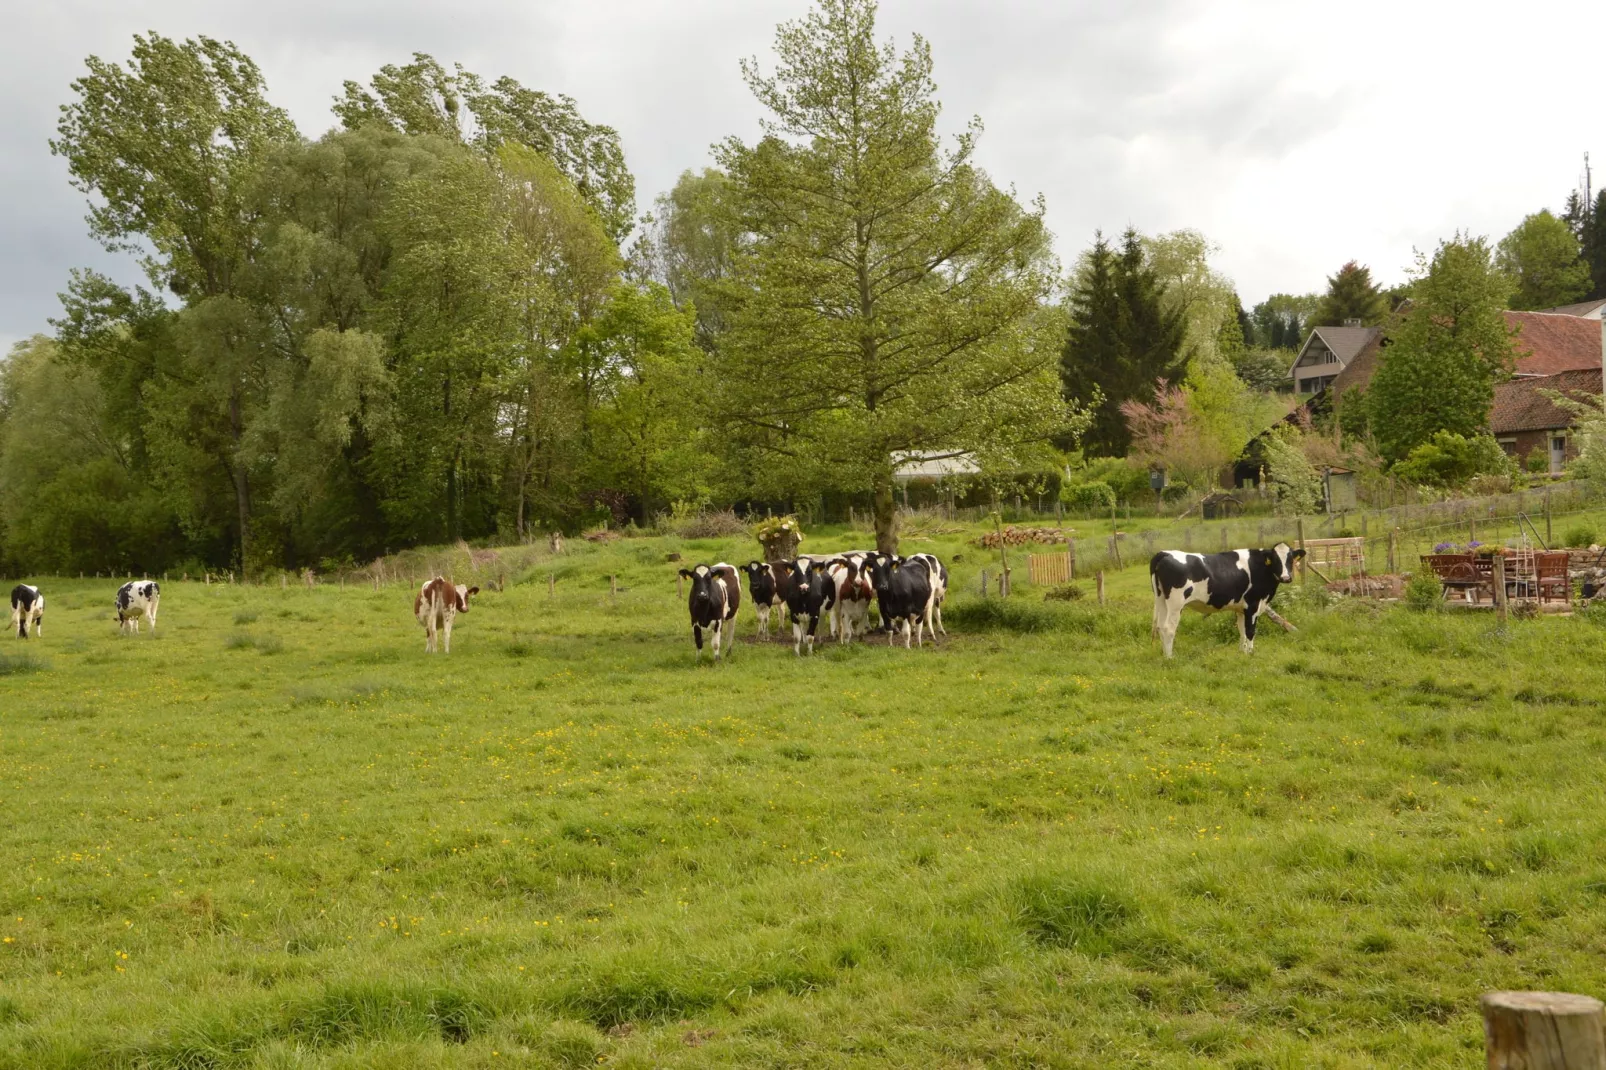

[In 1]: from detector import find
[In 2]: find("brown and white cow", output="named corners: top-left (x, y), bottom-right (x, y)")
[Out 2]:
top-left (822, 554), bottom-right (876, 644)
top-left (415, 576), bottom-right (479, 653)
top-left (678, 563), bottom-right (741, 661)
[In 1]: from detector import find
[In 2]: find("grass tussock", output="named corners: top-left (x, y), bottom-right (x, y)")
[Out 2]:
top-left (0, 652), bottom-right (47, 675)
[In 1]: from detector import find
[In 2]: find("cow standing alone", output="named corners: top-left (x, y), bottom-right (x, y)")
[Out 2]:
top-left (680, 563), bottom-right (741, 661)
top-left (115, 580), bottom-right (159, 635)
top-left (1149, 543), bottom-right (1304, 657)
top-left (10, 585), bottom-right (43, 639)
top-left (415, 577), bottom-right (479, 653)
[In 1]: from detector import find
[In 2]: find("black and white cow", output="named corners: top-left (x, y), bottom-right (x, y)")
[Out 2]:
top-left (783, 559), bottom-right (836, 656)
top-left (678, 563), bottom-right (741, 661)
top-left (10, 584), bottom-right (43, 639)
top-left (115, 580), bottom-right (160, 635)
top-left (738, 561), bottom-right (782, 640)
top-left (904, 553), bottom-right (948, 636)
top-left (1149, 543), bottom-right (1305, 658)
top-left (862, 554), bottom-right (935, 649)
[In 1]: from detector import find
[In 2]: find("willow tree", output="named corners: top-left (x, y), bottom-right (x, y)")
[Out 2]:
top-left (713, 0), bottom-right (1075, 553)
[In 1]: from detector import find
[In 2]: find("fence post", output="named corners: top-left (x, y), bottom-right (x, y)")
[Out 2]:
top-left (1545, 486), bottom-right (1553, 545)
top-left (1096, 570), bottom-right (1106, 606)
top-left (1482, 991), bottom-right (1606, 1069)
top-left (1296, 517), bottom-right (1307, 583)
top-left (1494, 555), bottom-right (1508, 624)
top-left (1388, 529), bottom-right (1398, 574)
top-left (548, 573), bottom-right (555, 599)
top-left (980, 568), bottom-right (989, 598)
top-left (610, 575), bottom-right (617, 604)
top-left (1066, 544), bottom-right (1075, 582)
top-left (677, 572), bottom-right (684, 600)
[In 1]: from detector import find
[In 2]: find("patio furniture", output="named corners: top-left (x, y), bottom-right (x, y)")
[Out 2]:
top-left (1423, 554), bottom-right (1479, 601)
top-left (1536, 552), bottom-right (1571, 605)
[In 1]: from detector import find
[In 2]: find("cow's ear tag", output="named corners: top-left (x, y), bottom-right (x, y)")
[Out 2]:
top-left (1265, 556), bottom-right (1273, 566)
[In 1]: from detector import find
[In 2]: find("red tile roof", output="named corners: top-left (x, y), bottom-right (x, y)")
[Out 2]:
top-left (1507, 311), bottom-right (1604, 376)
top-left (1490, 368), bottom-right (1603, 434)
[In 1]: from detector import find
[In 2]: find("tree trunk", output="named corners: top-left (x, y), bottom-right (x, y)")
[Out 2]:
top-left (873, 474), bottom-right (898, 556)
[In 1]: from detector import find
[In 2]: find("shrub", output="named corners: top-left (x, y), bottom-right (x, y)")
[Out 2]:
top-left (668, 509), bottom-right (746, 539)
top-left (1392, 431), bottom-right (1513, 488)
top-left (1562, 525), bottom-right (1597, 548)
top-left (1043, 583), bottom-right (1085, 602)
top-left (1061, 481), bottom-right (1115, 513)
top-left (1404, 570), bottom-right (1444, 612)
top-left (1525, 451), bottom-right (1548, 473)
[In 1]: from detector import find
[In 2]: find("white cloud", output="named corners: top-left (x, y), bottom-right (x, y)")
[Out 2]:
top-left (1, 0), bottom-right (1598, 340)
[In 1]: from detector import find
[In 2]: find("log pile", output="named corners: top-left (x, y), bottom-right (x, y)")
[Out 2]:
top-left (975, 526), bottom-right (1076, 549)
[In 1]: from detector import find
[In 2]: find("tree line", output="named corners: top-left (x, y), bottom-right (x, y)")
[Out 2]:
top-left (5, 0), bottom-right (1602, 575)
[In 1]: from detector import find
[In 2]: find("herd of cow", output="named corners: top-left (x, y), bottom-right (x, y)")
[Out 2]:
top-left (677, 551), bottom-right (950, 660)
top-left (673, 540), bottom-right (1307, 662)
top-left (6, 541), bottom-right (1309, 663)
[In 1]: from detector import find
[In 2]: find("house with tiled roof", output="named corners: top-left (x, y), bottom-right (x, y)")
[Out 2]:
top-left (1538, 297), bottom-right (1606, 319)
top-left (1286, 323), bottom-right (1382, 393)
top-left (1491, 367), bottom-right (1603, 473)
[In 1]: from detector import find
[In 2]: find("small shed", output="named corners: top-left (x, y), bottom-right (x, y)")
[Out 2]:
top-left (1322, 467), bottom-right (1357, 513)
top-left (1201, 492), bottom-right (1243, 520)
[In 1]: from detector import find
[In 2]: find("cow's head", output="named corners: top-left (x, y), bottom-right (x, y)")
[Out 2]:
top-left (861, 553), bottom-right (898, 593)
top-left (739, 561), bottom-right (768, 582)
top-left (824, 556), bottom-right (858, 584)
top-left (1265, 542), bottom-right (1305, 583)
top-left (454, 584), bottom-right (480, 612)
top-left (679, 565), bottom-right (723, 609)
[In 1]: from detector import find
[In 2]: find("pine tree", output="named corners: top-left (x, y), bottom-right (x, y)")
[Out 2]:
top-left (1313, 261), bottom-right (1387, 326)
top-left (1060, 228), bottom-right (1187, 457)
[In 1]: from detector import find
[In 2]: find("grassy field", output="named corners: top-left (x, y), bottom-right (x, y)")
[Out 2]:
top-left (2, 523), bottom-right (1606, 1068)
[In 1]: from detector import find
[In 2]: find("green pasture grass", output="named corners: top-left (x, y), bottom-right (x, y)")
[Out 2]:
top-left (0, 531), bottom-right (1604, 1068)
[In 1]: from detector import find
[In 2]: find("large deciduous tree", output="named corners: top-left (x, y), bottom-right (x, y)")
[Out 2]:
top-left (1497, 209), bottom-right (1591, 310)
top-left (1368, 235), bottom-right (1517, 463)
top-left (713, 0), bottom-right (1076, 553)
top-left (334, 53), bottom-right (636, 245)
top-left (1312, 260), bottom-right (1388, 326)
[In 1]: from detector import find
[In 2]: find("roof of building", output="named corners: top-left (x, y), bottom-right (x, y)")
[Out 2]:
top-left (1326, 331), bottom-right (1387, 396)
top-left (892, 452), bottom-right (980, 480)
top-left (1289, 325), bottom-right (1382, 377)
top-left (1508, 311), bottom-right (1604, 375)
top-left (1490, 368), bottom-right (1604, 434)
top-left (1537, 298), bottom-right (1606, 319)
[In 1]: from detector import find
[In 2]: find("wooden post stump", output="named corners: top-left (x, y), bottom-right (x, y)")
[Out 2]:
top-left (1494, 555), bottom-right (1508, 625)
top-left (548, 574), bottom-right (555, 598)
top-left (1296, 517), bottom-right (1307, 584)
top-left (980, 568), bottom-right (989, 598)
top-left (1096, 570), bottom-right (1106, 606)
top-left (1482, 990), bottom-right (1606, 1069)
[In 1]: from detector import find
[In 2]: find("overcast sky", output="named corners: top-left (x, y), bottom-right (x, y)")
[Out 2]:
top-left (3, 0), bottom-right (1599, 352)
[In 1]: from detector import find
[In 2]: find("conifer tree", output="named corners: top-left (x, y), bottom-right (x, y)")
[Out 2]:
top-left (1313, 261), bottom-right (1388, 326)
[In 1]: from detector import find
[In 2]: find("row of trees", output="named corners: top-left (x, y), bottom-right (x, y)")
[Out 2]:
top-left (4, 1), bottom-right (1086, 573)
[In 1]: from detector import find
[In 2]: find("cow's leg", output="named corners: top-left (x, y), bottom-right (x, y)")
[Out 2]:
top-left (1159, 597), bottom-right (1181, 658)
top-left (442, 609), bottom-right (454, 654)
top-left (693, 623), bottom-right (705, 660)
top-left (148, 599), bottom-right (158, 633)
top-left (1152, 590), bottom-right (1165, 639)
top-left (934, 599), bottom-right (946, 636)
top-left (805, 612), bottom-right (819, 655)
top-left (34, 612), bottom-right (42, 638)
top-left (792, 617), bottom-right (803, 656)
top-left (13, 607), bottom-right (23, 640)
top-left (756, 603), bottom-right (769, 640)
top-left (1235, 609), bottom-right (1250, 654)
top-left (1242, 601), bottom-right (1260, 654)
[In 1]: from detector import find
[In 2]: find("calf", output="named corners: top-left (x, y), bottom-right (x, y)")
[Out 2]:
top-left (862, 554), bottom-right (934, 649)
top-left (823, 554), bottom-right (876, 644)
top-left (115, 580), bottom-right (160, 635)
top-left (414, 576), bottom-right (479, 653)
top-left (1150, 543), bottom-right (1304, 658)
top-left (679, 563), bottom-right (741, 661)
top-left (783, 559), bottom-right (836, 656)
top-left (905, 553), bottom-right (948, 636)
top-left (739, 561), bottom-right (781, 640)
top-left (10, 584), bottom-right (43, 639)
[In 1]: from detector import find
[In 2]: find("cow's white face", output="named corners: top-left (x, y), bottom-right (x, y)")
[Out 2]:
top-left (1271, 542), bottom-right (1303, 583)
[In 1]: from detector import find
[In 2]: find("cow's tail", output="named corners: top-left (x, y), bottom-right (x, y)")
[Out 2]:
top-left (1149, 556), bottom-right (1162, 598)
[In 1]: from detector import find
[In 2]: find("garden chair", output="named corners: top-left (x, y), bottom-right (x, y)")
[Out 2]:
top-left (1535, 552), bottom-right (1571, 606)
top-left (1422, 554), bottom-right (1478, 602)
